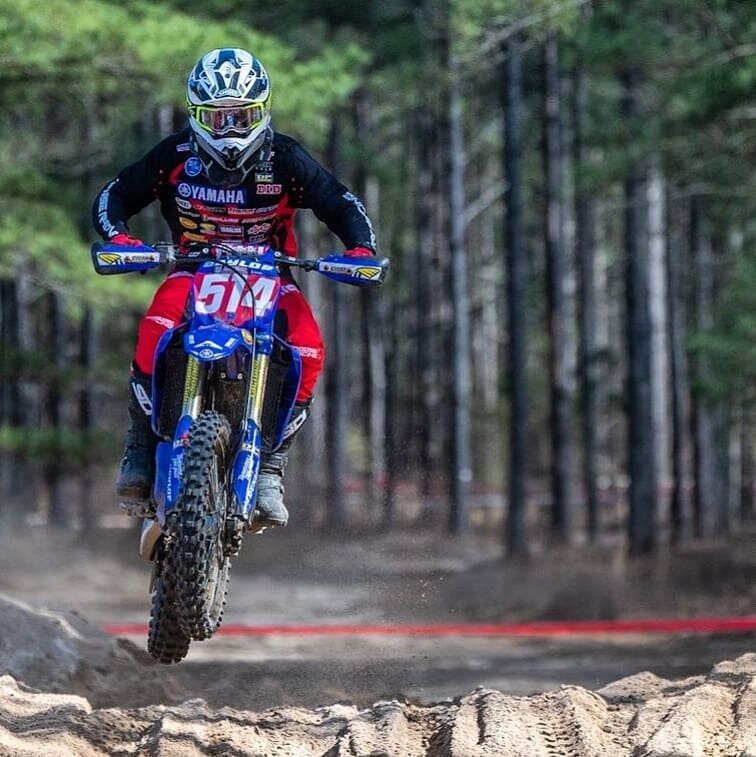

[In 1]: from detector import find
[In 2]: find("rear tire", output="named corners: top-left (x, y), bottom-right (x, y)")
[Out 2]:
top-left (147, 546), bottom-right (191, 663)
top-left (172, 411), bottom-right (233, 640)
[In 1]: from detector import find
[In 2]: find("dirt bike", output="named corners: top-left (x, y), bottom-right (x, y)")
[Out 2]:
top-left (91, 240), bottom-right (388, 663)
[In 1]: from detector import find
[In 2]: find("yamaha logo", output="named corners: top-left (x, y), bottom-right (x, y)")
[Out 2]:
top-left (185, 157), bottom-right (203, 177)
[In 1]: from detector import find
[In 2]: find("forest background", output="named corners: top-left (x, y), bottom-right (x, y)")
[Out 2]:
top-left (0, 0), bottom-right (754, 557)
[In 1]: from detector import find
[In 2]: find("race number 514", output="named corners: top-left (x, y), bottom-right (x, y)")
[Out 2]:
top-left (195, 273), bottom-right (276, 316)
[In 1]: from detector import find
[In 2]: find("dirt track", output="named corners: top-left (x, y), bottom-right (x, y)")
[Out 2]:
top-left (0, 591), bottom-right (755, 755)
top-left (2, 654), bottom-right (756, 756)
top-left (0, 527), bottom-right (755, 755)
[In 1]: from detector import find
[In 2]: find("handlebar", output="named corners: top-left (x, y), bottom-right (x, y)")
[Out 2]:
top-left (91, 241), bottom-right (389, 288)
top-left (153, 242), bottom-right (318, 271)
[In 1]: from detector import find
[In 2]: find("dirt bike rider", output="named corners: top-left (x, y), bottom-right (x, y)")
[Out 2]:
top-left (92, 47), bottom-right (377, 528)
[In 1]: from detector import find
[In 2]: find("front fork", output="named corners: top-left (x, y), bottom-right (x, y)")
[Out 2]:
top-left (245, 349), bottom-right (270, 435)
top-left (231, 344), bottom-right (270, 521)
top-left (181, 354), bottom-right (206, 420)
top-left (142, 354), bottom-right (207, 561)
top-left (144, 346), bottom-right (270, 561)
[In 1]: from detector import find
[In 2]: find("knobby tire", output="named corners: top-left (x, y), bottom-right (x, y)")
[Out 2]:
top-left (171, 410), bottom-right (233, 640)
top-left (147, 545), bottom-right (191, 663)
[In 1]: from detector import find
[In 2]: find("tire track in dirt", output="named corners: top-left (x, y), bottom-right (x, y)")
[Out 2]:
top-left (634, 681), bottom-right (739, 757)
top-left (735, 677), bottom-right (756, 755)
top-left (325, 701), bottom-right (427, 757)
top-left (4, 654), bottom-right (756, 756)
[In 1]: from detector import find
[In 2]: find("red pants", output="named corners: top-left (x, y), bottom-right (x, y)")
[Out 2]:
top-left (134, 272), bottom-right (324, 402)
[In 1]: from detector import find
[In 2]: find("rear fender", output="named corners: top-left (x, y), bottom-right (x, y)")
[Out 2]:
top-left (139, 519), bottom-right (162, 562)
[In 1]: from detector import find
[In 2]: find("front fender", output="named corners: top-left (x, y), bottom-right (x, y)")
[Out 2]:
top-left (184, 323), bottom-right (252, 362)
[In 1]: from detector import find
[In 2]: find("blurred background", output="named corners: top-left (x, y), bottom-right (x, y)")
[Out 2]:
top-left (0, 0), bottom-right (754, 561)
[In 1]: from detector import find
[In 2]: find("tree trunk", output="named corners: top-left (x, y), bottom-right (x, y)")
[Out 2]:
top-left (621, 67), bottom-right (657, 554)
top-left (448, 52), bottom-right (472, 533)
top-left (435, 115), bottom-right (454, 521)
top-left (503, 36), bottom-right (528, 556)
top-left (0, 279), bottom-right (25, 528)
top-left (79, 306), bottom-right (97, 534)
top-left (414, 112), bottom-right (437, 516)
top-left (572, 61), bottom-right (599, 542)
top-left (666, 191), bottom-right (691, 542)
top-left (647, 164), bottom-right (670, 502)
top-left (44, 290), bottom-right (66, 528)
top-left (741, 402), bottom-right (755, 524)
top-left (290, 211), bottom-right (326, 520)
top-left (324, 120), bottom-right (348, 530)
top-left (359, 183), bottom-right (386, 522)
top-left (690, 195), bottom-right (730, 536)
top-left (382, 281), bottom-right (399, 529)
top-left (352, 92), bottom-right (386, 522)
top-left (542, 35), bottom-right (571, 543)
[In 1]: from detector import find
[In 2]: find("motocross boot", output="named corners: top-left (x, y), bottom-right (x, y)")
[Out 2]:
top-left (116, 367), bottom-right (158, 516)
top-left (254, 400), bottom-right (311, 528)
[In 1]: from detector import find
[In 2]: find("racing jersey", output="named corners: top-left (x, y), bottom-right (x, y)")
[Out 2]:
top-left (92, 128), bottom-right (376, 256)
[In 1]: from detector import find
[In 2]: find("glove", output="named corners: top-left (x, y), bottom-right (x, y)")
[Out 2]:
top-left (110, 232), bottom-right (145, 247)
top-left (344, 246), bottom-right (374, 258)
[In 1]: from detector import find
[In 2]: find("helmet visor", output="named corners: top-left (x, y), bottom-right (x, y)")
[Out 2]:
top-left (189, 102), bottom-right (267, 136)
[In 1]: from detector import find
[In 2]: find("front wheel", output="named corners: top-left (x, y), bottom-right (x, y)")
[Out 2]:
top-left (170, 410), bottom-right (233, 640)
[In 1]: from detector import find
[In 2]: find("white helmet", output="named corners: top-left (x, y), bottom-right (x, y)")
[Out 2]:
top-left (186, 48), bottom-right (272, 187)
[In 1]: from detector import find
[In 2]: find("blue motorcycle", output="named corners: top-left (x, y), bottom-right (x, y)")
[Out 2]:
top-left (92, 241), bottom-right (388, 662)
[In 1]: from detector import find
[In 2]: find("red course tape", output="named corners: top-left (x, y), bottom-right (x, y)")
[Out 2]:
top-left (102, 616), bottom-right (756, 638)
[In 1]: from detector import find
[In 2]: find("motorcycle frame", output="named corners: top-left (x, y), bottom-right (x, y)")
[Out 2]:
top-left (150, 252), bottom-right (301, 530)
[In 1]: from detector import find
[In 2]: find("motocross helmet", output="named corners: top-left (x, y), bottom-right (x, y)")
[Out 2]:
top-left (187, 48), bottom-right (272, 187)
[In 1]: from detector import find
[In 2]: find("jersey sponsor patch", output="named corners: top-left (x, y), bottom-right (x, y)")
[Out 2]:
top-left (249, 222), bottom-right (272, 234)
top-left (294, 346), bottom-right (322, 359)
top-left (177, 182), bottom-right (247, 204)
top-left (179, 217), bottom-right (198, 230)
top-left (131, 380), bottom-right (153, 415)
top-left (343, 191), bottom-right (377, 249)
top-left (204, 213), bottom-right (258, 225)
top-left (176, 142), bottom-right (192, 152)
top-left (176, 197), bottom-right (192, 210)
top-left (219, 225), bottom-right (243, 234)
top-left (227, 204), bottom-right (277, 217)
top-left (256, 184), bottom-right (282, 195)
top-left (255, 172), bottom-right (274, 183)
top-left (96, 179), bottom-right (118, 236)
top-left (145, 315), bottom-right (176, 330)
top-left (185, 157), bottom-right (203, 177)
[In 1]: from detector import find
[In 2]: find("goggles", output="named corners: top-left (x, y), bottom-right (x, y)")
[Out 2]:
top-left (188, 101), bottom-right (267, 136)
